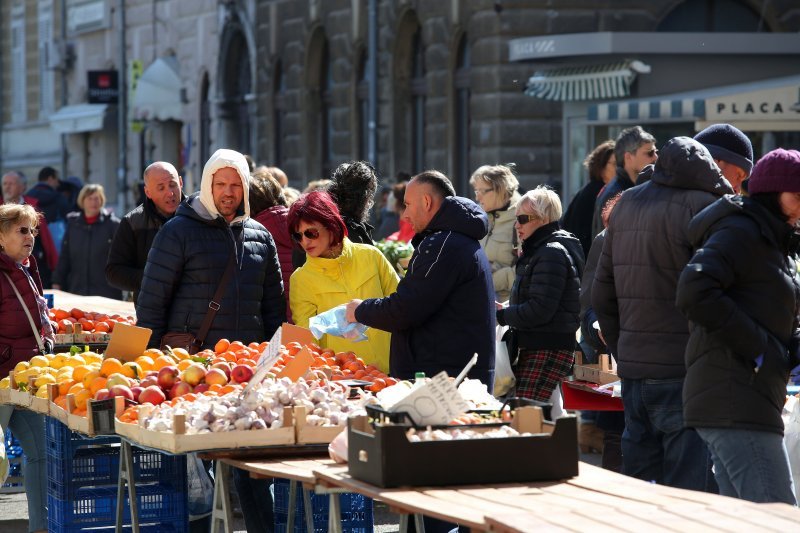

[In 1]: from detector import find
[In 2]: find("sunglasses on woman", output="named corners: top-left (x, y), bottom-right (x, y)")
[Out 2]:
top-left (17, 227), bottom-right (39, 237)
top-left (516, 214), bottom-right (537, 225)
top-left (291, 228), bottom-right (320, 242)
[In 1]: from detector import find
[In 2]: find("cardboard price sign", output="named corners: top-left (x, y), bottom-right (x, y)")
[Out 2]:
top-left (104, 323), bottom-right (152, 362)
top-left (389, 372), bottom-right (469, 426)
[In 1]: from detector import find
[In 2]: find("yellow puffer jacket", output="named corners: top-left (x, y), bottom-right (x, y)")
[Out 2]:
top-left (289, 238), bottom-right (399, 373)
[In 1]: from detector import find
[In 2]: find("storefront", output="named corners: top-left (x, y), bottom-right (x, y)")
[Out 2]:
top-left (510, 31), bottom-right (800, 202)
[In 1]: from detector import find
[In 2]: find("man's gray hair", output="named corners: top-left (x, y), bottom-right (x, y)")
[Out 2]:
top-left (614, 126), bottom-right (656, 165)
top-left (2, 170), bottom-right (26, 187)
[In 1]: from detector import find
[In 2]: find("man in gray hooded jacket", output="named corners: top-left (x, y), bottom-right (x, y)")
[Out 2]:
top-left (592, 136), bottom-right (733, 492)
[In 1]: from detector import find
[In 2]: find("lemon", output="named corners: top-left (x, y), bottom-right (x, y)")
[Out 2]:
top-left (64, 355), bottom-right (86, 367)
top-left (50, 353), bottom-right (68, 369)
top-left (82, 352), bottom-right (103, 364)
top-left (35, 374), bottom-right (56, 388)
top-left (35, 386), bottom-right (49, 399)
top-left (13, 361), bottom-right (29, 374)
top-left (29, 355), bottom-right (49, 368)
top-left (0, 377), bottom-right (10, 389)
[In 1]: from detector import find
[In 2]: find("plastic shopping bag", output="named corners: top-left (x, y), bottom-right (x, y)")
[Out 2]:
top-left (0, 426), bottom-right (7, 487)
top-left (494, 325), bottom-right (516, 397)
top-left (309, 304), bottom-right (369, 342)
top-left (784, 395), bottom-right (800, 503)
top-left (186, 453), bottom-right (214, 520)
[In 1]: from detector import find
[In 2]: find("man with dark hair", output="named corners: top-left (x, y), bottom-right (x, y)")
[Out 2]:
top-left (26, 166), bottom-right (70, 224)
top-left (591, 126), bottom-right (658, 237)
top-left (345, 170), bottom-right (495, 385)
top-left (105, 161), bottom-right (185, 303)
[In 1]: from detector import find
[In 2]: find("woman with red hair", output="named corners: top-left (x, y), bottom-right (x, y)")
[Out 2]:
top-left (288, 191), bottom-right (398, 372)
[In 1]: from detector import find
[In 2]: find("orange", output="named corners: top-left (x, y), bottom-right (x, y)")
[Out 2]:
top-left (78, 318), bottom-right (95, 332)
top-left (100, 358), bottom-right (124, 378)
top-left (177, 359), bottom-right (193, 371)
top-left (53, 309), bottom-right (69, 320)
top-left (214, 338), bottom-right (231, 354)
top-left (58, 379), bottom-right (76, 396)
top-left (68, 383), bottom-right (85, 396)
top-left (94, 321), bottom-right (111, 333)
top-left (208, 383), bottom-right (222, 393)
top-left (89, 376), bottom-right (108, 395)
top-left (70, 308), bottom-right (85, 319)
top-left (285, 342), bottom-right (302, 356)
top-left (54, 395), bottom-right (67, 410)
top-left (120, 362), bottom-right (143, 380)
top-left (143, 348), bottom-right (165, 359)
top-left (71, 365), bottom-right (93, 382)
top-left (135, 356), bottom-right (155, 371)
top-left (81, 370), bottom-right (101, 389)
top-left (153, 355), bottom-right (176, 371)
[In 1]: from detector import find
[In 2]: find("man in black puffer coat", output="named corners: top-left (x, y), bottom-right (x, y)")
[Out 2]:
top-left (592, 136), bottom-right (734, 492)
top-left (136, 149), bottom-right (285, 351)
top-left (106, 162), bottom-right (185, 303)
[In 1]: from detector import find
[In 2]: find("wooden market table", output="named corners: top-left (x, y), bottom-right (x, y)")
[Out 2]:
top-left (308, 461), bottom-right (800, 532)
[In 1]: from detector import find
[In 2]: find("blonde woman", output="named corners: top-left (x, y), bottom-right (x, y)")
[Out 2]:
top-left (470, 164), bottom-right (520, 302)
top-left (495, 186), bottom-right (584, 402)
top-left (53, 184), bottom-right (121, 298)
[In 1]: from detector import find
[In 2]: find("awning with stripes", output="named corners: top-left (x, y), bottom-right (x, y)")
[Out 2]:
top-left (524, 60), bottom-right (651, 101)
top-left (588, 98), bottom-right (705, 123)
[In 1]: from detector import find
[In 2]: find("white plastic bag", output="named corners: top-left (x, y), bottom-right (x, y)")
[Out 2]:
top-left (783, 395), bottom-right (800, 503)
top-left (494, 325), bottom-right (515, 397)
top-left (328, 428), bottom-right (348, 464)
top-left (0, 426), bottom-right (7, 487)
top-left (309, 304), bottom-right (369, 342)
top-left (186, 453), bottom-right (214, 520)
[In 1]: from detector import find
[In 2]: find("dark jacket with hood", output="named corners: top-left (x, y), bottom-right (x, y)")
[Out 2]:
top-left (592, 137), bottom-right (734, 379)
top-left (53, 210), bottom-right (122, 299)
top-left (136, 149), bottom-right (285, 348)
top-left (496, 222), bottom-right (584, 351)
top-left (677, 196), bottom-right (800, 435)
top-left (25, 182), bottom-right (70, 223)
top-left (254, 205), bottom-right (294, 322)
top-left (563, 179), bottom-right (604, 256)
top-left (0, 254), bottom-right (54, 378)
top-left (343, 217), bottom-right (374, 246)
top-left (355, 196), bottom-right (496, 387)
top-left (106, 195), bottom-right (185, 303)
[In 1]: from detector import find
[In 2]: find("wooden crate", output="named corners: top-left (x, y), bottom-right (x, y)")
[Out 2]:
top-left (114, 404), bottom-right (296, 453)
top-left (0, 387), bottom-right (9, 405)
top-left (7, 372), bottom-right (50, 414)
top-left (573, 352), bottom-right (618, 385)
top-left (294, 405), bottom-right (345, 444)
top-left (47, 384), bottom-right (70, 425)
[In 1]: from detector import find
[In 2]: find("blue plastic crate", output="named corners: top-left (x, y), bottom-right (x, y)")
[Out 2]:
top-left (45, 417), bottom-right (117, 457)
top-left (273, 477), bottom-right (373, 533)
top-left (5, 428), bottom-right (22, 457)
top-left (48, 483), bottom-right (188, 532)
top-left (47, 438), bottom-right (187, 499)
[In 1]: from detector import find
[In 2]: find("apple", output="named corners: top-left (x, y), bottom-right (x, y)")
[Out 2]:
top-left (168, 381), bottom-right (193, 399)
top-left (210, 362), bottom-right (231, 380)
top-left (130, 386), bottom-right (144, 402)
top-left (205, 368), bottom-right (229, 386)
top-left (109, 385), bottom-right (134, 401)
top-left (106, 373), bottom-right (131, 389)
top-left (138, 385), bottom-right (166, 406)
top-left (94, 388), bottom-right (112, 401)
top-left (181, 364), bottom-right (206, 387)
top-left (145, 370), bottom-right (158, 378)
top-left (139, 375), bottom-right (159, 389)
top-left (231, 364), bottom-right (254, 384)
top-left (158, 366), bottom-right (179, 389)
top-left (193, 383), bottom-right (210, 394)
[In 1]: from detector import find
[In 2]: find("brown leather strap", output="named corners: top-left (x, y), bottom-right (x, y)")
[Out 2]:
top-left (195, 253), bottom-right (237, 347)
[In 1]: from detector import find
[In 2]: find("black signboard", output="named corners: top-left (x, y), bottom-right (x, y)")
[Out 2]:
top-left (87, 70), bottom-right (118, 104)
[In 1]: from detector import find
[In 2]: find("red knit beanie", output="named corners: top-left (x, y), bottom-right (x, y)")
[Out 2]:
top-left (746, 148), bottom-right (800, 194)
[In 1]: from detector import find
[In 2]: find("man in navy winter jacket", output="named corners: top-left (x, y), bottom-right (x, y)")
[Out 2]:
top-left (345, 170), bottom-right (496, 389)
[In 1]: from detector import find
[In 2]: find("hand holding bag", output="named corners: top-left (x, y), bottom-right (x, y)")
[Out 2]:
top-left (160, 254), bottom-right (236, 354)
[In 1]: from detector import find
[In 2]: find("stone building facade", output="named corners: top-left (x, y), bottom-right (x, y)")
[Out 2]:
top-left (1, 0), bottom-right (798, 213)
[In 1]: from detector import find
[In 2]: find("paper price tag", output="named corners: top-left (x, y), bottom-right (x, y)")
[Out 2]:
top-left (389, 372), bottom-right (469, 426)
top-left (241, 328), bottom-right (283, 398)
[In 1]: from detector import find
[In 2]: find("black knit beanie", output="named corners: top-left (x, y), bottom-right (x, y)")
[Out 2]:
top-left (694, 123), bottom-right (754, 176)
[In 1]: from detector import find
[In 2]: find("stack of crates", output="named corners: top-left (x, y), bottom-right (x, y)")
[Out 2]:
top-left (45, 418), bottom-right (188, 533)
top-left (273, 477), bottom-right (373, 533)
top-left (1, 429), bottom-right (24, 493)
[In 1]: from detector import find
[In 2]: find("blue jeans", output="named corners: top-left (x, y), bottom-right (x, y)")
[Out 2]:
top-left (621, 378), bottom-right (717, 492)
top-left (697, 427), bottom-right (796, 505)
top-left (0, 405), bottom-right (47, 532)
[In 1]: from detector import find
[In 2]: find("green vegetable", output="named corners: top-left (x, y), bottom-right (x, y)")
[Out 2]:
top-left (375, 240), bottom-right (414, 274)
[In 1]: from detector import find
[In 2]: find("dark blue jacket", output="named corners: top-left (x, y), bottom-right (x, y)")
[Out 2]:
top-left (136, 193), bottom-right (285, 348)
top-left (25, 183), bottom-right (70, 223)
top-left (355, 196), bottom-right (496, 387)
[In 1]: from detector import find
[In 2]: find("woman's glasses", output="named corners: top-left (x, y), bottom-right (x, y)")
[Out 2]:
top-left (17, 227), bottom-right (38, 237)
top-left (291, 228), bottom-right (320, 242)
top-left (516, 214), bottom-right (537, 225)
top-left (474, 188), bottom-right (493, 196)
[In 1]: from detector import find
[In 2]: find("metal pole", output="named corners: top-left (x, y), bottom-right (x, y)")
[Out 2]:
top-left (117, 0), bottom-right (128, 211)
top-left (60, 0), bottom-right (68, 179)
top-left (367, 0), bottom-right (378, 167)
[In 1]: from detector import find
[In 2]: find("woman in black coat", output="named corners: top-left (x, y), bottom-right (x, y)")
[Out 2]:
top-left (496, 186), bottom-right (584, 402)
top-left (677, 148), bottom-right (800, 505)
top-left (52, 184), bottom-right (121, 299)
